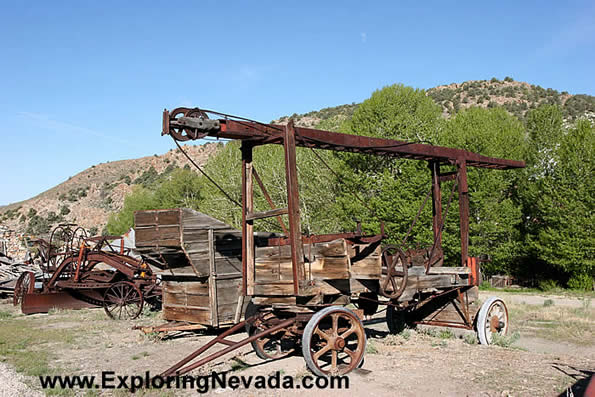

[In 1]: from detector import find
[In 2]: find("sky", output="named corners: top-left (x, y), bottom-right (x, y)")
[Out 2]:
top-left (0, 1), bottom-right (594, 205)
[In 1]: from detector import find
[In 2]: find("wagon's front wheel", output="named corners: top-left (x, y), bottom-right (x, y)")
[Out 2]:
top-left (302, 306), bottom-right (366, 376)
top-left (476, 296), bottom-right (509, 345)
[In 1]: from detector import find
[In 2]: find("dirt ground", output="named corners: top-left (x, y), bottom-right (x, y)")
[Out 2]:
top-left (0, 292), bottom-right (593, 396)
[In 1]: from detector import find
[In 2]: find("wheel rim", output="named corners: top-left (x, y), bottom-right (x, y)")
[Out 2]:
top-left (380, 246), bottom-right (408, 299)
top-left (14, 272), bottom-right (33, 306)
top-left (304, 308), bottom-right (366, 376)
top-left (245, 303), bottom-right (295, 360)
top-left (251, 323), bottom-right (295, 360)
top-left (103, 281), bottom-right (143, 320)
top-left (484, 301), bottom-right (508, 343)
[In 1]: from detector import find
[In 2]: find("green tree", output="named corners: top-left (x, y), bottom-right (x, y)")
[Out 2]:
top-left (106, 187), bottom-right (158, 235)
top-left (527, 117), bottom-right (594, 289)
top-left (441, 107), bottom-right (527, 273)
top-left (332, 84), bottom-right (445, 247)
top-left (154, 168), bottom-right (204, 209)
top-left (107, 168), bottom-right (205, 235)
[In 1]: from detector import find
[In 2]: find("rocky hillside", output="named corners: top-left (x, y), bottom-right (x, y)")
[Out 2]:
top-left (0, 143), bottom-right (220, 239)
top-left (275, 78), bottom-right (595, 128)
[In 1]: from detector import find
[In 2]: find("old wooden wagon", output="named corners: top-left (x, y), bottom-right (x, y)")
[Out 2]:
top-left (152, 106), bottom-right (524, 377)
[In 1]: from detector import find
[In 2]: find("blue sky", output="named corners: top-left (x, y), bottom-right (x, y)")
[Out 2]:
top-left (0, 1), bottom-right (593, 205)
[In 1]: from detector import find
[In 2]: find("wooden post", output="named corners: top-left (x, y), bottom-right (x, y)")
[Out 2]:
top-left (457, 160), bottom-right (469, 267)
top-left (207, 228), bottom-right (219, 327)
top-left (284, 121), bottom-right (305, 294)
top-left (241, 142), bottom-right (254, 296)
top-left (430, 161), bottom-right (443, 255)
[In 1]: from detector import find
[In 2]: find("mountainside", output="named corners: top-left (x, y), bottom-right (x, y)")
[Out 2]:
top-left (0, 143), bottom-right (220, 239)
top-left (275, 78), bottom-right (595, 128)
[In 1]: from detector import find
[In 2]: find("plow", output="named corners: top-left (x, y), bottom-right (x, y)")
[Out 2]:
top-left (139, 106), bottom-right (526, 377)
top-left (14, 224), bottom-right (161, 319)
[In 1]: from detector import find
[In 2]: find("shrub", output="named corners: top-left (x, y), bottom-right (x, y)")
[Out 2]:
top-left (538, 279), bottom-right (559, 291)
top-left (567, 273), bottom-right (593, 291)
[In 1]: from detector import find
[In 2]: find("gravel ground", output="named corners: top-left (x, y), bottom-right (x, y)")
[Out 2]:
top-left (0, 363), bottom-right (43, 397)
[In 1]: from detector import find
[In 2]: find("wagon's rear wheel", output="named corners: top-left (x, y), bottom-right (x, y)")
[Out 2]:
top-left (13, 271), bottom-right (34, 307)
top-left (245, 302), bottom-right (296, 360)
top-left (103, 281), bottom-right (143, 320)
top-left (476, 296), bottom-right (509, 345)
top-left (302, 306), bottom-right (366, 376)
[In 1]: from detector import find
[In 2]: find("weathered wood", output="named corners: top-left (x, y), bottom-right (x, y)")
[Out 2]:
top-left (246, 207), bottom-right (289, 221)
top-left (208, 229), bottom-right (218, 327)
top-left (427, 266), bottom-right (471, 275)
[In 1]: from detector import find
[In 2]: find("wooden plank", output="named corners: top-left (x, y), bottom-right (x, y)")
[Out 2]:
top-left (253, 282), bottom-right (295, 296)
top-left (163, 306), bottom-right (211, 323)
top-left (181, 208), bottom-right (231, 230)
top-left (208, 228), bottom-right (218, 327)
top-left (246, 207), bottom-right (289, 221)
top-left (350, 256), bottom-right (381, 279)
top-left (214, 257), bottom-right (242, 275)
top-left (163, 280), bottom-right (209, 295)
top-left (135, 225), bottom-right (181, 247)
top-left (427, 266), bottom-right (471, 275)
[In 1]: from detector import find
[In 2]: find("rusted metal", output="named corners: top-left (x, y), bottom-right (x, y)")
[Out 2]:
top-left (252, 167), bottom-right (289, 234)
top-left (161, 316), bottom-right (297, 377)
top-left (19, 224), bottom-right (161, 318)
top-left (163, 108), bottom-right (525, 169)
top-left (158, 106), bottom-right (526, 376)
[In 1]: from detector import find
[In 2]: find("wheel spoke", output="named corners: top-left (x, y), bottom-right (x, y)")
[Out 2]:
top-left (313, 343), bottom-right (332, 361)
top-left (343, 347), bottom-right (357, 362)
top-left (331, 350), bottom-right (337, 370)
top-left (340, 324), bottom-right (357, 339)
top-left (390, 276), bottom-right (398, 291)
top-left (315, 327), bottom-right (331, 341)
top-left (331, 314), bottom-right (339, 334)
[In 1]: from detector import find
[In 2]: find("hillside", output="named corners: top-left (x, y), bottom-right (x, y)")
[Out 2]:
top-left (275, 78), bottom-right (595, 128)
top-left (0, 143), bottom-right (220, 239)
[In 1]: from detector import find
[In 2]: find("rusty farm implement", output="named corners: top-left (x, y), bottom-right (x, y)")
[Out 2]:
top-left (14, 224), bottom-right (161, 319)
top-left (144, 106), bottom-right (525, 377)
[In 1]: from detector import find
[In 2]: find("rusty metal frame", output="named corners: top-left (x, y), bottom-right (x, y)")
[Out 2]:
top-left (163, 107), bottom-right (525, 300)
top-left (161, 316), bottom-right (298, 377)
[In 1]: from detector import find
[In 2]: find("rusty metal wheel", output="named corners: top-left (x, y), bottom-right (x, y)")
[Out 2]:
top-left (13, 271), bottom-right (34, 307)
top-left (245, 302), bottom-right (296, 360)
top-left (302, 306), bottom-right (366, 376)
top-left (380, 245), bottom-right (408, 299)
top-left (476, 296), bottom-right (509, 345)
top-left (103, 281), bottom-right (143, 320)
top-left (169, 107), bottom-right (210, 141)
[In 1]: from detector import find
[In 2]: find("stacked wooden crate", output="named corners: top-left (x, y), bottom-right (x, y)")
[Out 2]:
top-left (134, 208), bottom-right (243, 327)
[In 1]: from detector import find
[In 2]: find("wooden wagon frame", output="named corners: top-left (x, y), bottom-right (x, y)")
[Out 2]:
top-left (156, 107), bottom-right (525, 377)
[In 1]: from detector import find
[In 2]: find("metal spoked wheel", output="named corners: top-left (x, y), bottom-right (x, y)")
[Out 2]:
top-left (13, 271), bottom-right (34, 307)
top-left (103, 281), bottom-right (144, 320)
top-left (245, 302), bottom-right (296, 360)
top-left (380, 245), bottom-right (409, 299)
top-left (302, 306), bottom-right (366, 377)
top-left (476, 296), bottom-right (509, 345)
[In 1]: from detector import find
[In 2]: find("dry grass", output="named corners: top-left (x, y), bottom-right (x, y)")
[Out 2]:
top-left (508, 298), bottom-right (594, 345)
